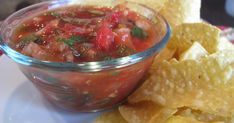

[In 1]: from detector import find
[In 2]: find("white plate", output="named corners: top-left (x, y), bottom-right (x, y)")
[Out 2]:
top-left (0, 55), bottom-right (105, 123)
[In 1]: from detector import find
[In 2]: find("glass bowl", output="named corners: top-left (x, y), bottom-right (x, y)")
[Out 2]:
top-left (0, 0), bottom-right (171, 112)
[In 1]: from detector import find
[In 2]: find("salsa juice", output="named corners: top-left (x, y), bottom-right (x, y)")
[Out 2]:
top-left (20, 57), bottom-right (153, 111)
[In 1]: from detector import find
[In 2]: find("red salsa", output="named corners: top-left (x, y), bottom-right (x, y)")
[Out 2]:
top-left (11, 4), bottom-right (159, 111)
top-left (11, 5), bottom-right (157, 62)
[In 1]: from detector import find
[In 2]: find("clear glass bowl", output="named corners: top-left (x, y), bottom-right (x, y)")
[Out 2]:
top-left (0, 0), bottom-right (171, 112)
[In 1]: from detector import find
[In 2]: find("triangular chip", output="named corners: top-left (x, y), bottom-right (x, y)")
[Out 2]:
top-left (159, 0), bottom-right (201, 28)
top-left (128, 50), bottom-right (234, 117)
top-left (119, 101), bottom-right (176, 123)
top-left (217, 37), bottom-right (234, 51)
top-left (167, 23), bottom-right (221, 55)
top-left (179, 41), bottom-right (208, 61)
top-left (152, 47), bottom-right (176, 68)
top-left (125, 0), bottom-right (168, 11)
top-left (166, 116), bottom-right (206, 123)
top-left (176, 107), bottom-right (232, 122)
top-left (94, 110), bottom-right (128, 123)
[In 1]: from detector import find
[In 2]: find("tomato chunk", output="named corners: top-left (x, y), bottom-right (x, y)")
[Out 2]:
top-left (95, 24), bottom-right (115, 51)
top-left (108, 11), bottom-right (122, 26)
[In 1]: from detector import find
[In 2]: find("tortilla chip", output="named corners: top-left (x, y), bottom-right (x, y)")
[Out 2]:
top-left (167, 23), bottom-right (221, 55)
top-left (94, 110), bottom-right (128, 123)
top-left (159, 0), bottom-right (201, 28)
top-left (119, 101), bottom-right (176, 123)
top-left (166, 116), bottom-right (206, 123)
top-left (125, 0), bottom-right (168, 11)
top-left (128, 50), bottom-right (234, 117)
top-left (179, 41), bottom-right (208, 61)
top-left (152, 47), bottom-right (176, 67)
top-left (217, 37), bottom-right (234, 51)
top-left (176, 107), bottom-right (233, 122)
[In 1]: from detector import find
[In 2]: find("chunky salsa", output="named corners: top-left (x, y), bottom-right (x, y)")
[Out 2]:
top-left (10, 4), bottom-right (159, 111)
top-left (11, 4), bottom-right (157, 62)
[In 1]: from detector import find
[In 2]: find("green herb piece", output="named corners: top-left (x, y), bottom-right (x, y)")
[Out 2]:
top-left (131, 26), bottom-right (148, 39)
top-left (17, 34), bottom-right (41, 48)
top-left (62, 36), bottom-right (87, 47)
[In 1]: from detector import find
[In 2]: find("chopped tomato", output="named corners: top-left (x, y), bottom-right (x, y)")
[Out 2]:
top-left (127, 11), bottom-right (139, 21)
top-left (108, 11), bottom-right (122, 27)
top-left (95, 24), bottom-right (115, 51)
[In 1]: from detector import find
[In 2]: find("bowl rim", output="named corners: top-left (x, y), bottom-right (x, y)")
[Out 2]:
top-left (0, 0), bottom-right (171, 72)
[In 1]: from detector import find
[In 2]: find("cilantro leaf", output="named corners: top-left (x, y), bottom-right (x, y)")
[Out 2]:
top-left (131, 26), bottom-right (148, 39)
top-left (63, 36), bottom-right (87, 47)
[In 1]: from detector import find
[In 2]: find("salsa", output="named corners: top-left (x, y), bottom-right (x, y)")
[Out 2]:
top-left (11, 5), bottom-right (157, 62)
top-left (10, 4), bottom-right (160, 111)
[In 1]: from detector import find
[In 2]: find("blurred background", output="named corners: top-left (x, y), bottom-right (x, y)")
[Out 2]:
top-left (0, 0), bottom-right (234, 27)
top-left (202, 0), bottom-right (234, 27)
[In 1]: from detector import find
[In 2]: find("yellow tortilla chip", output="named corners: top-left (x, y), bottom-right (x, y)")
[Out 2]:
top-left (217, 37), bottom-right (234, 51)
top-left (125, 0), bottom-right (168, 11)
top-left (176, 107), bottom-right (232, 123)
top-left (166, 116), bottom-right (206, 123)
top-left (179, 41), bottom-right (208, 61)
top-left (119, 101), bottom-right (176, 123)
top-left (152, 47), bottom-right (176, 68)
top-left (128, 50), bottom-right (234, 117)
top-left (159, 0), bottom-right (201, 28)
top-left (94, 110), bottom-right (128, 123)
top-left (167, 23), bottom-right (221, 55)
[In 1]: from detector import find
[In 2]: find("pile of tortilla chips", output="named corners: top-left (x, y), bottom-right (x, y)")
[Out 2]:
top-left (126, 0), bottom-right (201, 28)
top-left (94, 0), bottom-right (234, 123)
